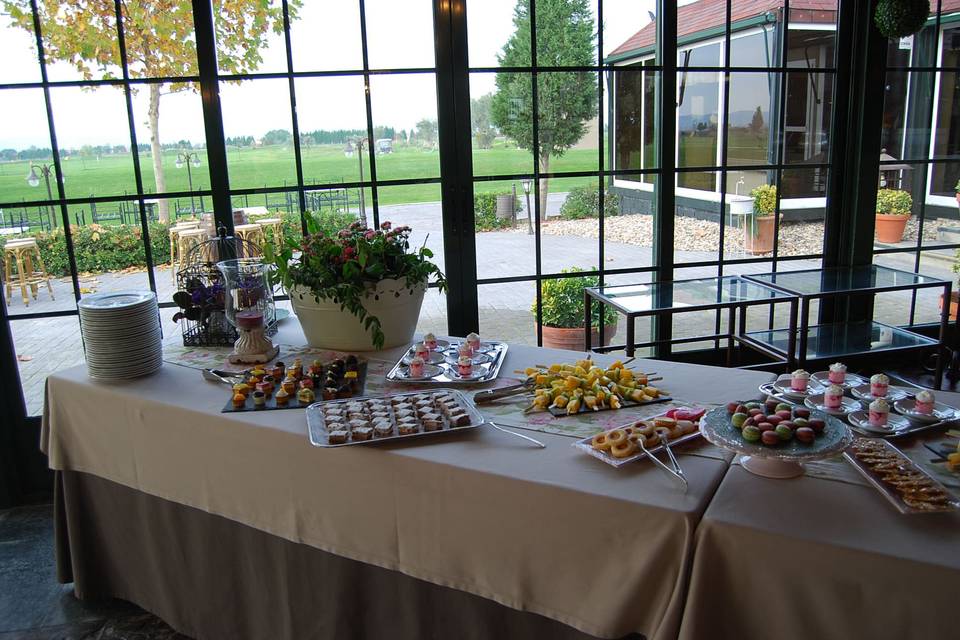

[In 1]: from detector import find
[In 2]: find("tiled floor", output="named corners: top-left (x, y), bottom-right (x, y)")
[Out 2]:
top-left (0, 505), bottom-right (189, 640)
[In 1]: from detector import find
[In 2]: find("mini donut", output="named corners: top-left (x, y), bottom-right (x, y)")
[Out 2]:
top-left (636, 421), bottom-right (656, 437)
top-left (610, 440), bottom-right (637, 458)
top-left (591, 432), bottom-right (612, 451)
top-left (653, 416), bottom-right (676, 429)
top-left (621, 425), bottom-right (636, 436)
top-left (628, 432), bottom-right (648, 448)
top-left (653, 426), bottom-right (672, 442)
top-left (606, 429), bottom-right (628, 446)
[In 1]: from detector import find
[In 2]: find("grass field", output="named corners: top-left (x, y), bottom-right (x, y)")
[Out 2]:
top-left (0, 143), bottom-right (606, 224)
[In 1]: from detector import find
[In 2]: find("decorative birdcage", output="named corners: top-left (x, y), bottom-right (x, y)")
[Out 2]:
top-left (172, 226), bottom-right (277, 347)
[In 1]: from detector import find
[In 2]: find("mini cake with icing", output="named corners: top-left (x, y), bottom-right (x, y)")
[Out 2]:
top-left (914, 390), bottom-right (935, 414)
top-left (414, 342), bottom-right (430, 360)
top-left (824, 384), bottom-right (844, 409)
top-left (828, 362), bottom-right (847, 384)
top-left (423, 332), bottom-right (438, 350)
top-left (457, 355), bottom-right (473, 377)
top-left (232, 392), bottom-right (246, 408)
top-left (275, 388), bottom-right (290, 406)
top-left (409, 356), bottom-right (426, 378)
top-left (870, 373), bottom-right (890, 397)
top-left (868, 397), bottom-right (890, 427)
top-left (790, 369), bottom-right (810, 392)
top-left (297, 387), bottom-right (315, 405)
top-left (252, 390), bottom-right (266, 408)
top-left (466, 332), bottom-right (481, 351)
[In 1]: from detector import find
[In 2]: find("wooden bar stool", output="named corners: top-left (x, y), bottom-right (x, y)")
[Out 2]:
top-left (169, 221), bottom-right (201, 283)
top-left (4, 238), bottom-right (54, 307)
top-left (256, 217), bottom-right (284, 250)
top-left (234, 223), bottom-right (265, 257)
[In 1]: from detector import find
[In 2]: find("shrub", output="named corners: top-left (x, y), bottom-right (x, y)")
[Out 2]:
top-left (876, 189), bottom-right (912, 215)
top-left (559, 186), bottom-right (620, 220)
top-left (751, 184), bottom-right (777, 215)
top-left (533, 267), bottom-right (618, 329)
top-left (249, 209), bottom-right (355, 243)
top-left (474, 192), bottom-right (520, 231)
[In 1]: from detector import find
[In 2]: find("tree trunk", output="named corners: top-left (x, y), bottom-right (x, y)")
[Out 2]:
top-left (148, 84), bottom-right (169, 224)
top-left (538, 152), bottom-right (551, 230)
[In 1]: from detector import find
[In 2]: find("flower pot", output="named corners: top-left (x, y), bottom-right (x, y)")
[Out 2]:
top-left (744, 215), bottom-right (775, 255)
top-left (875, 213), bottom-right (910, 243)
top-left (289, 278), bottom-right (425, 351)
top-left (939, 291), bottom-right (959, 321)
top-left (540, 323), bottom-right (617, 352)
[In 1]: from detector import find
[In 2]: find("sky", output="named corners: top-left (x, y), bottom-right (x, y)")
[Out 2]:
top-left (0, 0), bottom-right (654, 150)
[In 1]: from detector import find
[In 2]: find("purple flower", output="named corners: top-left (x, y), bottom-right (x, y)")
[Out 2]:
top-left (380, 221), bottom-right (392, 230)
top-left (364, 229), bottom-right (376, 240)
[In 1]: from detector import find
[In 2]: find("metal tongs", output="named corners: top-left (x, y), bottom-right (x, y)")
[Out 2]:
top-left (637, 434), bottom-right (687, 488)
top-left (473, 378), bottom-right (537, 404)
top-left (202, 368), bottom-right (245, 385)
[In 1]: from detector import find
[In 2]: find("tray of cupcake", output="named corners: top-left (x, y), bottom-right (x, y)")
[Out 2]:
top-left (222, 355), bottom-right (367, 412)
top-left (758, 362), bottom-right (958, 439)
top-left (385, 332), bottom-right (508, 385)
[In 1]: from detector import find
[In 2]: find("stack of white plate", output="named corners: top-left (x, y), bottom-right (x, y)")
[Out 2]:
top-left (79, 291), bottom-right (163, 381)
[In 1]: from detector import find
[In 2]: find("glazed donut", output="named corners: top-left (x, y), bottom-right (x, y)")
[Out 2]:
top-left (628, 432), bottom-right (648, 448)
top-left (591, 432), bottom-right (612, 451)
top-left (610, 440), bottom-right (637, 458)
top-left (636, 421), bottom-right (656, 437)
top-left (653, 426), bottom-right (672, 442)
top-left (621, 425), bottom-right (636, 436)
top-left (606, 429), bottom-right (628, 446)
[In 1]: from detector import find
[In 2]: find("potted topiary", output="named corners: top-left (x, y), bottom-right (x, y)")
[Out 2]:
top-left (533, 267), bottom-right (618, 351)
top-left (266, 215), bottom-right (445, 351)
top-left (744, 184), bottom-right (777, 255)
top-left (875, 188), bottom-right (913, 243)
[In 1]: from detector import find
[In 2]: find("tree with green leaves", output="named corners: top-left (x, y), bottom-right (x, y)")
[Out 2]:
top-left (2, 0), bottom-right (298, 223)
top-left (491, 0), bottom-right (597, 219)
top-left (471, 92), bottom-right (496, 149)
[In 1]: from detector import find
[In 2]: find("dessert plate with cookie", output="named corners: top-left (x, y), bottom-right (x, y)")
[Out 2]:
top-left (572, 408), bottom-right (705, 468)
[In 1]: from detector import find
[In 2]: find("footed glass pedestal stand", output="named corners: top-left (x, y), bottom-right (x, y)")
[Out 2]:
top-left (217, 258), bottom-right (279, 365)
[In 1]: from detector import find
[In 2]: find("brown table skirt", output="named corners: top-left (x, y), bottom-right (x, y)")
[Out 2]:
top-left (54, 471), bottom-right (643, 640)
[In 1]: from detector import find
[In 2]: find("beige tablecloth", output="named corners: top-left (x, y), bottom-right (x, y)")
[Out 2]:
top-left (42, 336), bottom-right (773, 640)
top-left (678, 388), bottom-right (960, 640)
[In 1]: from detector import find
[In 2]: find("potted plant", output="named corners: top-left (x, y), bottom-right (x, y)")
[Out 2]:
top-left (875, 188), bottom-right (912, 243)
top-left (266, 215), bottom-right (445, 351)
top-left (955, 178), bottom-right (960, 208)
top-left (533, 267), bottom-right (618, 351)
top-left (744, 184), bottom-right (777, 255)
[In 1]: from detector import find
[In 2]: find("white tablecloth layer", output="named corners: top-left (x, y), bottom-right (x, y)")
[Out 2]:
top-left (42, 340), bottom-right (773, 639)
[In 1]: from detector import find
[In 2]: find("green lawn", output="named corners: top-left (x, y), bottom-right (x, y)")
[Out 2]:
top-left (0, 143), bottom-right (603, 226)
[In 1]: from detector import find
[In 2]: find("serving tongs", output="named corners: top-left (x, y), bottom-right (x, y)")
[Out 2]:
top-left (202, 368), bottom-right (246, 385)
top-left (637, 435), bottom-right (687, 488)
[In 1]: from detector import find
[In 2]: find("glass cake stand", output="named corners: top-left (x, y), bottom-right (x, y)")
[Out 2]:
top-left (700, 406), bottom-right (854, 479)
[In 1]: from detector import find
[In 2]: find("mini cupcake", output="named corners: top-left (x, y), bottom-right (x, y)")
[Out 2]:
top-left (414, 342), bottom-right (430, 360)
top-left (870, 373), bottom-right (889, 397)
top-left (250, 367), bottom-right (267, 380)
top-left (308, 359), bottom-right (323, 376)
top-left (256, 382), bottom-right (272, 398)
top-left (790, 369), bottom-right (810, 392)
top-left (423, 332), bottom-right (439, 350)
top-left (232, 392), bottom-right (246, 408)
top-left (824, 384), bottom-right (844, 409)
top-left (868, 398), bottom-right (890, 427)
top-left (252, 390), bottom-right (266, 408)
top-left (466, 332), bottom-right (481, 351)
top-left (297, 387), bottom-right (316, 405)
top-left (282, 377), bottom-right (297, 395)
top-left (270, 364), bottom-right (284, 379)
top-left (290, 358), bottom-right (303, 378)
top-left (409, 356), bottom-right (425, 377)
top-left (275, 388), bottom-right (290, 407)
top-left (915, 390), bottom-right (935, 414)
top-left (232, 382), bottom-right (251, 398)
top-left (457, 356), bottom-right (473, 377)
top-left (299, 377), bottom-right (315, 390)
top-left (828, 362), bottom-right (847, 384)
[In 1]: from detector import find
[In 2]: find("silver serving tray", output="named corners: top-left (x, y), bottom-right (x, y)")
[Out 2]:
top-left (306, 389), bottom-right (486, 447)
top-left (572, 411), bottom-right (704, 468)
top-left (386, 340), bottom-right (508, 385)
top-left (843, 438), bottom-right (960, 514)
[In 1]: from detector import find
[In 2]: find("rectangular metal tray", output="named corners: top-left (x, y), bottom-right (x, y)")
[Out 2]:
top-left (222, 362), bottom-right (367, 413)
top-left (572, 411), bottom-right (703, 468)
top-left (843, 438), bottom-right (960, 514)
top-left (385, 340), bottom-right (508, 385)
top-left (306, 389), bottom-right (486, 447)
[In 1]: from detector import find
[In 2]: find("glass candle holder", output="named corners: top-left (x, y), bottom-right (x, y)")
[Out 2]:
top-left (216, 258), bottom-right (278, 364)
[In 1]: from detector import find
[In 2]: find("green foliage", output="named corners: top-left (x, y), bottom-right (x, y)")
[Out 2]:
top-left (473, 192), bottom-right (521, 231)
top-left (874, 0), bottom-right (930, 39)
top-left (265, 215), bottom-right (446, 350)
top-left (534, 267), bottom-right (617, 329)
top-left (0, 222), bottom-right (171, 277)
top-left (471, 93), bottom-right (497, 149)
top-left (751, 184), bottom-right (778, 216)
top-left (876, 189), bottom-right (913, 215)
top-left (491, 0), bottom-right (597, 161)
top-left (954, 178), bottom-right (960, 192)
top-left (559, 186), bottom-right (620, 220)
top-left (261, 129), bottom-right (292, 146)
top-left (249, 209), bottom-right (355, 244)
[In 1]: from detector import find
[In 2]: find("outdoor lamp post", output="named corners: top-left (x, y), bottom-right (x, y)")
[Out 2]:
top-left (345, 137), bottom-right (368, 227)
top-left (26, 163), bottom-right (59, 228)
top-left (175, 151), bottom-right (202, 214)
top-left (521, 178), bottom-right (533, 235)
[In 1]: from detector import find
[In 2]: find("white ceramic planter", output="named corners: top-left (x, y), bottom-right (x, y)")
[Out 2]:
top-left (289, 278), bottom-right (426, 351)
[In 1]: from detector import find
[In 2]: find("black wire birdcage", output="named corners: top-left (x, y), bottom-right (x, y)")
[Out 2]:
top-left (173, 226), bottom-right (278, 347)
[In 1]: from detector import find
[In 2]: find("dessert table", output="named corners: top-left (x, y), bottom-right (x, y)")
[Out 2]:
top-left (678, 388), bottom-right (960, 640)
top-left (42, 325), bottom-right (775, 640)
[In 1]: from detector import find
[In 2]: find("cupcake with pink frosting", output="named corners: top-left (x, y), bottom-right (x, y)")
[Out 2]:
top-left (414, 342), bottom-right (430, 360)
top-left (914, 390), bottom-right (935, 414)
top-left (824, 384), bottom-right (844, 409)
top-left (870, 373), bottom-right (889, 398)
top-left (828, 362), bottom-right (847, 384)
top-left (457, 356), bottom-right (474, 377)
top-left (868, 398), bottom-right (890, 427)
top-left (790, 369), bottom-right (810, 392)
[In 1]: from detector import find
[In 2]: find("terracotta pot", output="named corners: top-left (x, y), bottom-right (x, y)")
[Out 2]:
top-left (289, 278), bottom-right (425, 351)
top-left (955, 192), bottom-right (960, 206)
top-left (939, 291), bottom-right (959, 321)
top-left (875, 213), bottom-right (910, 243)
top-left (540, 323), bottom-right (617, 352)
top-left (744, 215), bottom-right (775, 255)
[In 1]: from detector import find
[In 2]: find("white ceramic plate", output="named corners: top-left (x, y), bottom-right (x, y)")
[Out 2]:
top-left (445, 365), bottom-right (488, 381)
top-left (78, 291), bottom-right (156, 312)
top-left (810, 371), bottom-right (867, 390)
top-left (394, 363), bottom-right (443, 381)
top-left (402, 350), bottom-right (445, 365)
top-left (847, 410), bottom-right (911, 434)
top-left (893, 398), bottom-right (959, 423)
top-left (804, 394), bottom-right (860, 417)
top-left (849, 383), bottom-right (908, 406)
